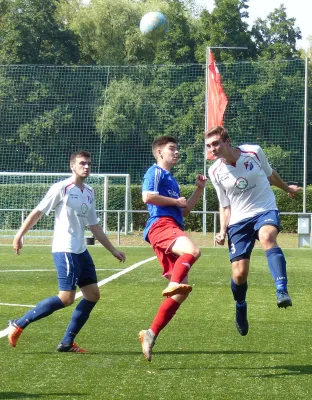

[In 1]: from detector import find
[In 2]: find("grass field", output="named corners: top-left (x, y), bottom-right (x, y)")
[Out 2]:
top-left (0, 244), bottom-right (312, 400)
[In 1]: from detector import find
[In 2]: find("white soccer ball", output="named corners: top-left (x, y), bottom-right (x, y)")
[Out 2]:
top-left (140, 11), bottom-right (168, 39)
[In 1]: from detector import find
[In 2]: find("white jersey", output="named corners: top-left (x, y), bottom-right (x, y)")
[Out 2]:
top-left (208, 144), bottom-right (277, 226)
top-left (36, 177), bottom-right (98, 253)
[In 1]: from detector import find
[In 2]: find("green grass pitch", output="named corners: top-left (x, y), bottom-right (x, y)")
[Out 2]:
top-left (0, 245), bottom-right (311, 399)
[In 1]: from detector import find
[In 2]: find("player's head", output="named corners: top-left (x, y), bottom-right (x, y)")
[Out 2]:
top-left (205, 126), bottom-right (229, 142)
top-left (70, 150), bottom-right (91, 179)
top-left (152, 136), bottom-right (178, 167)
top-left (205, 126), bottom-right (230, 159)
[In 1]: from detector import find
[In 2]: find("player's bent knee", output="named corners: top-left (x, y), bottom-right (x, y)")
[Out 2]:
top-left (60, 297), bottom-right (75, 307)
top-left (194, 248), bottom-right (201, 260)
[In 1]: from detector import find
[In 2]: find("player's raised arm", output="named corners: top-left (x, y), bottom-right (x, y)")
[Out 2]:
top-left (268, 170), bottom-right (302, 197)
top-left (183, 174), bottom-right (207, 217)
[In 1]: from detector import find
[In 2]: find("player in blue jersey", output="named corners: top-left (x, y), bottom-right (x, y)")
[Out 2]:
top-left (206, 126), bottom-right (300, 336)
top-left (139, 135), bottom-right (207, 361)
top-left (9, 151), bottom-right (126, 352)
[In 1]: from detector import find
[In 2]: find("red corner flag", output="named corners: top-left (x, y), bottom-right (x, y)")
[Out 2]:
top-left (207, 51), bottom-right (228, 159)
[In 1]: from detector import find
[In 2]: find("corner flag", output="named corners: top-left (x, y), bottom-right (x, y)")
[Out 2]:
top-left (206, 51), bottom-right (228, 160)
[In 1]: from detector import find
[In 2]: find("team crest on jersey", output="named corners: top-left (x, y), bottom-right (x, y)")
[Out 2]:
top-left (244, 161), bottom-right (254, 171)
top-left (81, 203), bottom-right (88, 214)
top-left (235, 177), bottom-right (248, 190)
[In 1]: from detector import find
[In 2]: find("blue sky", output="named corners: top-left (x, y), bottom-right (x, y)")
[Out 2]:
top-left (197, 0), bottom-right (310, 50)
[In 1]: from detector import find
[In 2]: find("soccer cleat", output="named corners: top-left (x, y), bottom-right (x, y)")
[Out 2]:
top-left (56, 342), bottom-right (88, 353)
top-left (162, 283), bottom-right (192, 297)
top-left (277, 290), bottom-right (292, 308)
top-left (139, 329), bottom-right (156, 362)
top-left (8, 319), bottom-right (23, 348)
top-left (235, 301), bottom-right (249, 336)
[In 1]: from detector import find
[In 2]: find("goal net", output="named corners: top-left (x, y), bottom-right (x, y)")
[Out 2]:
top-left (0, 172), bottom-right (132, 243)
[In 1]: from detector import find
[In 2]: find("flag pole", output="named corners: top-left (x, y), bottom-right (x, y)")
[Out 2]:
top-left (203, 46), bottom-right (248, 240)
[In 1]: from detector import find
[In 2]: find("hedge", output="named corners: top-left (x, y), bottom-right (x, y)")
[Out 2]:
top-left (0, 183), bottom-right (311, 232)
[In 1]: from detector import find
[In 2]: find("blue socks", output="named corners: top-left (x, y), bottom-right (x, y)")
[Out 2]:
top-left (61, 299), bottom-right (97, 345)
top-left (266, 247), bottom-right (288, 291)
top-left (17, 296), bottom-right (65, 329)
top-left (231, 279), bottom-right (247, 304)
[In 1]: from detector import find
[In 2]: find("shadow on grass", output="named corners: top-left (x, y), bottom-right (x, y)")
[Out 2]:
top-left (154, 350), bottom-right (290, 356)
top-left (252, 364), bottom-right (312, 378)
top-left (19, 349), bottom-right (290, 357)
top-left (0, 393), bottom-right (86, 399)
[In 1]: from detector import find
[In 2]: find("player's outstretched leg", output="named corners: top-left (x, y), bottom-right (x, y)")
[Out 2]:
top-left (56, 298), bottom-right (96, 353)
top-left (8, 296), bottom-right (65, 348)
top-left (231, 279), bottom-right (249, 336)
top-left (139, 297), bottom-right (181, 361)
top-left (8, 320), bottom-right (23, 348)
top-left (266, 247), bottom-right (292, 308)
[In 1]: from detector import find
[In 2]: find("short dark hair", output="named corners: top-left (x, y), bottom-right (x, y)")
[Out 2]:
top-left (152, 136), bottom-right (177, 158)
top-left (70, 151), bottom-right (91, 164)
top-left (205, 126), bottom-right (229, 142)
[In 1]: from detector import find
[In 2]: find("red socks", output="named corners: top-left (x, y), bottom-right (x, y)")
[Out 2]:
top-left (170, 253), bottom-right (196, 283)
top-left (150, 297), bottom-right (180, 336)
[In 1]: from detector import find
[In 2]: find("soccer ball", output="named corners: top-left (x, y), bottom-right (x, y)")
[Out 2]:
top-left (139, 12), bottom-right (168, 39)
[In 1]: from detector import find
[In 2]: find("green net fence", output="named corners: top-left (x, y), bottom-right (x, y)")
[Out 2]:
top-left (0, 59), bottom-right (307, 237)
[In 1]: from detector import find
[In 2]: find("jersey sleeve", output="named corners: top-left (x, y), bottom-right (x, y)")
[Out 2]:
top-left (142, 166), bottom-right (162, 194)
top-left (36, 183), bottom-right (64, 215)
top-left (256, 146), bottom-right (273, 177)
top-left (208, 167), bottom-right (230, 208)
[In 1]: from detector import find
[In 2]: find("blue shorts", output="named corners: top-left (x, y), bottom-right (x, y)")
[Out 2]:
top-left (53, 250), bottom-right (98, 291)
top-left (227, 210), bottom-right (280, 262)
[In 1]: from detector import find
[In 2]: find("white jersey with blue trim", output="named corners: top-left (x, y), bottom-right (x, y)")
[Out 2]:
top-left (142, 164), bottom-right (184, 242)
top-left (208, 144), bottom-right (277, 226)
top-left (36, 177), bottom-right (98, 253)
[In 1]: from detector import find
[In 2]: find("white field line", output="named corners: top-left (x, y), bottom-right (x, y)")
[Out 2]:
top-left (0, 256), bottom-right (156, 339)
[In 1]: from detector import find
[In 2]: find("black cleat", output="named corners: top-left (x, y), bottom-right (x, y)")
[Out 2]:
top-left (56, 342), bottom-right (88, 353)
top-left (277, 290), bottom-right (292, 308)
top-left (235, 301), bottom-right (249, 336)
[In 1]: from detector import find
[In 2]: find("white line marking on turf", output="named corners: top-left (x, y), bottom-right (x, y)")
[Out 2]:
top-left (0, 328), bottom-right (9, 338)
top-left (75, 256), bottom-right (156, 299)
top-left (0, 256), bottom-right (157, 338)
top-left (0, 303), bottom-right (35, 307)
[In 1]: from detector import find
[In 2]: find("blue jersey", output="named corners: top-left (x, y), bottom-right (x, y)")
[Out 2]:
top-left (142, 164), bottom-right (184, 242)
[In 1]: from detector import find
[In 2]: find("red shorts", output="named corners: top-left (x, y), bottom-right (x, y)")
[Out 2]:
top-left (148, 217), bottom-right (188, 279)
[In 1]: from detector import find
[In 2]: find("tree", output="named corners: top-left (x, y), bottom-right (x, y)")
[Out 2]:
top-left (0, 0), bottom-right (80, 64)
top-left (194, 0), bottom-right (255, 63)
top-left (251, 4), bottom-right (302, 60)
top-left (65, 0), bottom-right (141, 65)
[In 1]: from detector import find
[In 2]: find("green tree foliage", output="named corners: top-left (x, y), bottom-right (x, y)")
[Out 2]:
top-left (95, 64), bottom-right (205, 183)
top-left (0, 0), bottom-right (308, 187)
top-left (153, 0), bottom-right (195, 64)
top-left (194, 0), bottom-right (256, 62)
top-left (65, 0), bottom-right (142, 65)
top-left (0, 0), bottom-right (80, 64)
top-left (251, 4), bottom-right (302, 60)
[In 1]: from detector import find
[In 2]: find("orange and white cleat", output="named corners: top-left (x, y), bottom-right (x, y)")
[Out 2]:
top-left (8, 319), bottom-right (23, 348)
top-left (139, 329), bottom-right (156, 362)
top-left (56, 342), bottom-right (88, 353)
top-left (162, 283), bottom-right (192, 297)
